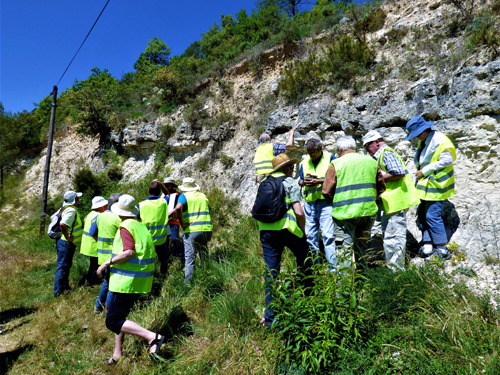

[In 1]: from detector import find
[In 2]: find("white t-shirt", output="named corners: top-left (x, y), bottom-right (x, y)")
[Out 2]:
top-left (60, 204), bottom-right (77, 227)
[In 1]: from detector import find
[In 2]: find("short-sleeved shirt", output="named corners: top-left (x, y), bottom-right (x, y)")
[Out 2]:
top-left (282, 177), bottom-right (301, 203)
top-left (60, 205), bottom-right (77, 227)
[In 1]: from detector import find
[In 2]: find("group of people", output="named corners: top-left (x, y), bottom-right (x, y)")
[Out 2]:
top-left (253, 116), bottom-right (457, 327)
top-left (50, 114), bottom-right (457, 356)
top-left (52, 177), bottom-right (212, 363)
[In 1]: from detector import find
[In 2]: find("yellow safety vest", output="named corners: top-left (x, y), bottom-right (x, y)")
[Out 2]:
top-left (302, 151), bottom-right (332, 203)
top-left (80, 211), bottom-right (99, 257)
top-left (183, 191), bottom-right (213, 233)
top-left (257, 171), bottom-right (304, 238)
top-left (139, 198), bottom-right (169, 246)
top-left (378, 146), bottom-right (420, 214)
top-left (109, 219), bottom-right (155, 294)
top-left (331, 153), bottom-right (378, 221)
top-left (60, 206), bottom-right (83, 244)
top-left (96, 211), bottom-right (121, 265)
top-left (253, 143), bottom-right (274, 175)
top-left (415, 133), bottom-right (456, 201)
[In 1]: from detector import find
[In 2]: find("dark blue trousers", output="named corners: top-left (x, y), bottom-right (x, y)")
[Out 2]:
top-left (260, 229), bottom-right (312, 327)
top-left (54, 238), bottom-right (76, 296)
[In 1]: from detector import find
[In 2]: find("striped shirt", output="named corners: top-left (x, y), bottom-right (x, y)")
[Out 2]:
top-left (373, 144), bottom-right (406, 176)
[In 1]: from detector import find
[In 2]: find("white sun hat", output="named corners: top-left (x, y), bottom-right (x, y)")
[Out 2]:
top-left (91, 196), bottom-right (108, 210)
top-left (179, 177), bottom-right (200, 192)
top-left (110, 194), bottom-right (139, 217)
top-left (362, 130), bottom-right (383, 146)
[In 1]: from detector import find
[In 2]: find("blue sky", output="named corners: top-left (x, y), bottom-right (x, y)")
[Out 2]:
top-left (1, 0), bottom-right (267, 113)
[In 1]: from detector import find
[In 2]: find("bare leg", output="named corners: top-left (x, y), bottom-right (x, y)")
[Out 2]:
top-left (120, 320), bottom-right (161, 353)
top-left (112, 333), bottom-right (125, 360)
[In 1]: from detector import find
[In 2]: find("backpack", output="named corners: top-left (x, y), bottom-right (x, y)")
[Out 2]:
top-left (252, 175), bottom-right (289, 223)
top-left (47, 206), bottom-right (71, 239)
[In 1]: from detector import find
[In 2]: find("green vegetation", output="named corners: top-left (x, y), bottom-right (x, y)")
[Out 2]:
top-left (1, 171), bottom-right (499, 374)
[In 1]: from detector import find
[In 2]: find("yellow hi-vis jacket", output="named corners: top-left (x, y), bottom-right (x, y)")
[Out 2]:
top-left (253, 143), bottom-right (274, 175)
top-left (139, 198), bottom-right (169, 246)
top-left (96, 211), bottom-right (121, 265)
top-left (302, 151), bottom-right (332, 203)
top-left (80, 211), bottom-right (99, 257)
top-left (331, 153), bottom-right (378, 221)
top-left (109, 219), bottom-right (155, 294)
top-left (60, 206), bottom-right (83, 244)
top-left (257, 171), bottom-right (304, 238)
top-left (378, 146), bottom-right (420, 214)
top-left (415, 132), bottom-right (456, 201)
top-left (183, 191), bottom-right (213, 233)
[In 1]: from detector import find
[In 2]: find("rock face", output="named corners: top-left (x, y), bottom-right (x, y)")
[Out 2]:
top-left (263, 60), bottom-right (500, 263)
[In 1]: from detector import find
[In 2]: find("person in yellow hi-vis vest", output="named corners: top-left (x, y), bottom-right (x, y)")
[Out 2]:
top-left (54, 190), bottom-right (83, 296)
top-left (322, 136), bottom-right (386, 270)
top-left (362, 130), bottom-right (420, 270)
top-left (253, 129), bottom-right (295, 184)
top-left (138, 180), bottom-right (170, 274)
top-left (298, 138), bottom-right (337, 269)
top-left (406, 116), bottom-right (456, 260)
top-left (251, 154), bottom-right (312, 328)
top-left (178, 177), bottom-right (212, 282)
top-left (80, 196), bottom-right (108, 287)
top-left (97, 194), bottom-right (164, 365)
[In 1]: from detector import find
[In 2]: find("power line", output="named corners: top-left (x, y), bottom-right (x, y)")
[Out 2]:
top-left (56, 0), bottom-right (111, 87)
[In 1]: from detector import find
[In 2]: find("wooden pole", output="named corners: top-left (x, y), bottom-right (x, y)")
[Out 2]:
top-left (40, 86), bottom-right (58, 236)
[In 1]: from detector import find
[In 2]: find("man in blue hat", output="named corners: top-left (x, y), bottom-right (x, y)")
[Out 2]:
top-left (405, 116), bottom-right (456, 260)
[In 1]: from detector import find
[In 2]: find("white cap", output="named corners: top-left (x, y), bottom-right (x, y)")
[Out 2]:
top-left (63, 191), bottom-right (83, 205)
top-left (362, 130), bottom-right (383, 146)
top-left (110, 194), bottom-right (139, 218)
top-left (91, 196), bottom-right (108, 210)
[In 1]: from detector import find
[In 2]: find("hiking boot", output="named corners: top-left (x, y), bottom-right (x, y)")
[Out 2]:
top-left (436, 248), bottom-right (452, 260)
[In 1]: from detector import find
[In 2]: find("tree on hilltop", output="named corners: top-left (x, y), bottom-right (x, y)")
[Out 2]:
top-left (134, 37), bottom-right (172, 77)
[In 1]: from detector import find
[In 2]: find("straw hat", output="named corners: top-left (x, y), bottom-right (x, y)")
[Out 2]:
top-left (110, 194), bottom-right (139, 217)
top-left (179, 177), bottom-right (200, 192)
top-left (91, 196), bottom-right (108, 209)
top-left (271, 153), bottom-right (299, 173)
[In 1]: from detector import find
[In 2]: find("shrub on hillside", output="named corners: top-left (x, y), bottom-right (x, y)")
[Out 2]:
top-left (280, 35), bottom-right (375, 101)
top-left (466, 13), bottom-right (500, 57)
top-left (271, 259), bottom-right (369, 373)
top-left (152, 67), bottom-right (181, 103)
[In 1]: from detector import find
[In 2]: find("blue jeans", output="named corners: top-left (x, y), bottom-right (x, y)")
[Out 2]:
top-left (304, 200), bottom-right (336, 268)
top-left (54, 238), bottom-right (76, 296)
top-left (418, 200), bottom-right (447, 245)
top-left (170, 224), bottom-right (185, 265)
top-left (96, 267), bottom-right (112, 310)
top-left (260, 229), bottom-right (313, 327)
top-left (184, 231), bottom-right (212, 282)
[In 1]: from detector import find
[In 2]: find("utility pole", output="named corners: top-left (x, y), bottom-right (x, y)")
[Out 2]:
top-left (40, 86), bottom-right (58, 236)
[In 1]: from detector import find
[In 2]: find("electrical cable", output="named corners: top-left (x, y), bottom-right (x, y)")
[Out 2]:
top-left (56, 0), bottom-right (111, 87)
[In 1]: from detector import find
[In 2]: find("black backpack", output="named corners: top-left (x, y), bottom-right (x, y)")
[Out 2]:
top-left (252, 175), bottom-right (290, 223)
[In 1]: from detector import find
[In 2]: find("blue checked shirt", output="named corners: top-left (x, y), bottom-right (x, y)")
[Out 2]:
top-left (373, 144), bottom-right (406, 176)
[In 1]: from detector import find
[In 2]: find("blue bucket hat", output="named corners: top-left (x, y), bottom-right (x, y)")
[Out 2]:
top-left (405, 116), bottom-right (434, 140)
